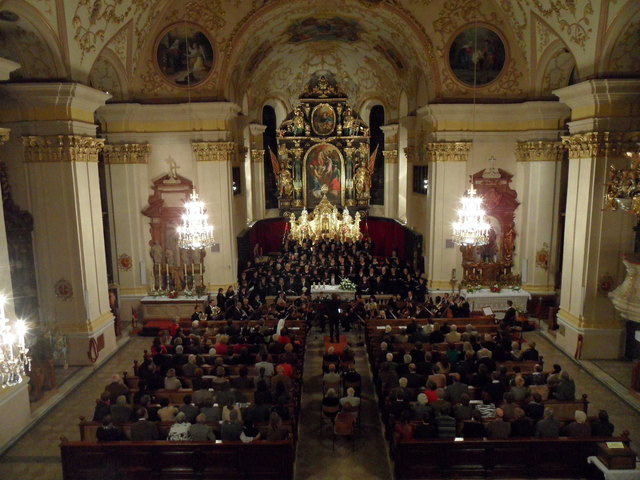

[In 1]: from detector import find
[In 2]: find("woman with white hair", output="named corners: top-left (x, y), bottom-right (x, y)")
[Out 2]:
top-left (167, 411), bottom-right (191, 441)
top-left (164, 368), bottom-right (182, 390)
top-left (563, 410), bottom-right (591, 437)
top-left (340, 387), bottom-right (360, 408)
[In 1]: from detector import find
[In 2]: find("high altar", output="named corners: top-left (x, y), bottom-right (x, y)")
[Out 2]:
top-left (271, 73), bottom-right (376, 211)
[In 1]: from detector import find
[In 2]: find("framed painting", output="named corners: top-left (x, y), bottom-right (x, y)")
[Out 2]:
top-left (448, 25), bottom-right (506, 87)
top-left (155, 23), bottom-right (214, 87)
top-left (311, 103), bottom-right (336, 136)
top-left (304, 143), bottom-right (343, 207)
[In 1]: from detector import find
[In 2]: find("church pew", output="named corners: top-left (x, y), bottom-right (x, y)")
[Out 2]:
top-left (60, 437), bottom-right (294, 480)
top-left (393, 435), bottom-right (629, 479)
top-left (543, 394), bottom-right (589, 421)
top-left (129, 388), bottom-right (257, 405)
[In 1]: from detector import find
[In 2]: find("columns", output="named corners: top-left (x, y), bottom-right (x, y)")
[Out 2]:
top-left (424, 141), bottom-right (471, 290)
top-left (192, 142), bottom-right (238, 288)
top-left (249, 123), bottom-right (267, 220)
top-left (515, 141), bottom-right (565, 294)
top-left (0, 130), bottom-right (15, 313)
top-left (553, 77), bottom-right (640, 359)
top-left (381, 124), bottom-right (399, 219)
top-left (102, 143), bottom-right (151, 296)
top-left (22, 134), bottom-right (115, 365)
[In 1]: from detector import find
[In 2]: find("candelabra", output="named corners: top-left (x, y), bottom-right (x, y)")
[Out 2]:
top-left (0, 296), bottom-right (29, 388)
top-left (452, 177), bottom-right (492, 247)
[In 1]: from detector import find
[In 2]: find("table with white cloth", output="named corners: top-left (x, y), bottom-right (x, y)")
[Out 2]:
top-left (462, 288), bottom-right (531, 312)
top-left (587, 456), bottom-right (639, 480)
top-left (310, 285), bottom-right (355, 300)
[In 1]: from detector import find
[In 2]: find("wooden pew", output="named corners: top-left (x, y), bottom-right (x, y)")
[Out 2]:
top-left (394, 435), bottom-right (630, 479)
top-left (60, 437), bottom-right (294, 480)
top-left (543, 394), bottom-right (589, 421)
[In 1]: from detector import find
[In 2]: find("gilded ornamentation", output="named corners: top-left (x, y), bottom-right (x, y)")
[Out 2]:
top-left (530, 0), bottom-right (594, 48)
top-left (103, 143), bottom-right (150, 164)
top-left (0, 129), bottom-right (9, 145)
top-left (118, 253), bottom-right (133, 271)
top-left (383, 150), bottom-right (399, 164)
top-left (89, 55), bottom-right (124, 99)
top-left (515, 141), bottom-right (564, 162)
top-left (251, 149), bottom-right (265, 162)
top-left (604, 147), bottom-right (640, 215)
top-left (72, 0), bottom-right (133, 60)
top-left (425, 142), bottom-right (472, 163)
top-left (22, 136), bottom-right (105, 163)
top-left (562, 132), bottom-right (640, 160)
top-left (192, 142), bottom-right (237, 162)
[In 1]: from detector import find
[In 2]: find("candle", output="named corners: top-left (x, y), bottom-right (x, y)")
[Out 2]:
top-left (166, 263), bottom-right (169, 275)
top-left (191, 264), bottom-right (194, 275)
top-left (184, 264), bottom-right (187, 276)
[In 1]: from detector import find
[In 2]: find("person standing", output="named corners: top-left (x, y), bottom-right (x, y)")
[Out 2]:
top-left (327, 293), bottom-right (341, 343)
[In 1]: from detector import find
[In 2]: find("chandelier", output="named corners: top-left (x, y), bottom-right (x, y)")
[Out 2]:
top-left (0, 296), bottom-right (29, 388)
top-left (452, 179), bottom-right (491, 246)
top-left (177, 189), bottom-right (215, 249)
top-left (288, 186), bottom-right (362, 244)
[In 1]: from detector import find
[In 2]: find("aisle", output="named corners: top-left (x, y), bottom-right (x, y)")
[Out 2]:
top-left (294, 328), bottom-right (392, 480)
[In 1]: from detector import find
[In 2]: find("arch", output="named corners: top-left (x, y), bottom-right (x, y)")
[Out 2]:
top-left (398, 90), bottom-right (409, 118)
top-left (359, 97), bottom-right (386, 126)
top-left (535, 39), bottom-right (576, 97)
top-left (89, 47), bottom-right (129, 100)
top-left (262, 97), bottom-right (288, 129)
top-left (598, 5), bottom-right (640, 75)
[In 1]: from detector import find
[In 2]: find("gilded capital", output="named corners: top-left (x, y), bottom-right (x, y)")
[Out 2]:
top-left (103, 143), bottom-right (150, 164)
top-left (0, 128), bottom-right (10, 146)
top-left (22, 135), bottom-right (105, 163)
top-left (404, 146), bottom-right (420, 164)
top-left (515, 141), bottom-right (565, 162)
top-left (251, 149), bottom-right (265, 162)
top-left (425, 142), bottom-right (471, 162)
top-left (192, 142), bottom-right (237, 162)
top-left (383, 150), bottom-right (398, 164)
top-left (561, 131), bottom-right (640, 160)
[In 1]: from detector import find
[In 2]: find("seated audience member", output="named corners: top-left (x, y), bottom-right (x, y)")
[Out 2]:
top-left (522, 342), bottom-right (539, 361)
top-left (323, 363), bottom-right (341, 384)
top-left (413, 413), bottom-right (438, 439)
top-left (271, 365), bottom-right (292, 395)
top-left (222, 399), bottom-right (243, 423)
top-left (510, 408), bottom-right (534, 437)
top-left (529, 363), bottom-right (547, 386)
top-left (510, 375), bottom-right (528, 402)
top-left (524, 393), bottom-right (545, 421)
top-left (110, 395), bottom-right (133, 423)
top-left (486, 408), bottom-right (511, 439)
top-left (591, 410), bottom-right (615, 437)
top-left (412, 393), bottom-right (433, 421)
top-left (323, 346), bottom-right (339, 372)
top-left (221, 409), bottom-right (243, 441)
top-left (271, 396), bottom-right (291, 421)
top-left (453, 394), bottom-right (474, 422)
top-left (555, 371), bottom-right (576, 401)
top-left (255, 353), bottom-right (275, 378)
top-left (246, 395), bottom-right (271, 424)
top-left (96, 415), bottom-right (124, 441)
top-left (444, 324), bottom-right (461, 344)
top-left (444, 373), bottom-right (469, 404)
top-left (343, 365), bottom-right (362, 395)
top-left (105, 374), bottom-right (129, 404)
top-left (563, 410), bottom-right (591, 437)
top-left (340, 387), bottom-right (360, 408)
top-left (477, 392), bottom-right (497, 419)
top-left (164, 368), bottom-right (182, 390)
top-left (167, 412), bottom-right (191, 441)
top-left (394, 410), bottom-right (415, 441)
top-left (485, 371), bottom-right (506, 404)
top-left (130, 408), bottom-right (159, 441)
top-left (157, 397), bottom-right (178, 422)
top-left (240, 419), bottom-right (261, 443)
top-left (535, 407), bottom-right (560, 438)
top-left (430, 388), bottom-right (452, 417)
top-left (254, 366), bottom-right (272, 389)
top-left (405, 363), bottom-right (426, 390)
top-left (92, 391), bottom-right (111, 422)
top-left (182, 354), bottom-right (198, 377)
top-left (266, 412), bottom-right (290, 441)
top-left (462, 410), bottom-right (485, 438)
top-left (501, 393), bottom-right (518, 421)
top-left (216, 382), bottom-right (236, 407)
top-left (200, 399), bottom-right (222, 423)
top-left (189, 413), bottom-right (216, 441)
top-left (323, 388), bottom-right (340, 420)
top-left (434, 406), bottom-right (456, 438)
top-left (179, 394), bottom-right (199, 423)
top-left (423, 381), bottom-right (439, 404)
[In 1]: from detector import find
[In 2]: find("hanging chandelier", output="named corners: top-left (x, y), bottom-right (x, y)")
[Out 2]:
top-left (0, 296), bottom-right (29, 388)
top-left (177, 189), bottom-right (215, 249)
top-left (288, 186), bottom-right (362, 244)
top-left (452, 179), bottom-right (491, 246)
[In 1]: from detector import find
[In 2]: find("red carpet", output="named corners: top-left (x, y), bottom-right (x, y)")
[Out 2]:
top-left (140, 319), bottom-right (173, 336)
top-left (324, 335), bottom-right (348, 354)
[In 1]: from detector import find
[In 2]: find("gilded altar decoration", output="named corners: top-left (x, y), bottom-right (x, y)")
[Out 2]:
top-left (118, 253), bottom-right (133, 271)
top-left (275, 72), bottom-right (372, 211)
top-left (54, 279), bottom-right (73, 301)
top-left (604, 145), bottom-right (640, 216)
top-left (536, 243), bottom-right (550, 270)
top-left (448, 25), bottom-right (506, 87)
top-left (155, 23), bottom-right (214, 87)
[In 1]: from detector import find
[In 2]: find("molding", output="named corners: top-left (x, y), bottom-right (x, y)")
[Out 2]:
top-left (425, 141), bottom-right (471, 162)
top-left (429, 280), bottom-right (455, 290)
top-left (119, 286), bottom-right (149, 296)
top-left (383, 150), bottom-right (398, 164)
top-left (88, 311), bottom-right (115, 334)
top-left (0, 58), bottom-right (20, 81)
top-left (522, 284), bottom-right (556, 294)
top-left (22, 135), bottom-right (104, 163)
top-left (0, 128), bottom-right (9, 146)
top-left (561, 131), bottom-right (640, 160)
top-left (249, 123), bottom-right (267, 137)
top-left (103, 143), bottom-right (150, 164)
top-left (558, 306), bottom-right (623, 330)
top-left (515, 141), bottom-right (565, 162)
top-left (192, 142), bottom-right (237, 162)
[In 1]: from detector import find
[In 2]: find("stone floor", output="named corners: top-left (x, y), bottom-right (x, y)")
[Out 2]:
top-left (1, 327), bottom-right (639, 479)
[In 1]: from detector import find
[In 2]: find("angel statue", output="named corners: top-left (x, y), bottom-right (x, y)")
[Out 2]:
top-left (269, 147), bottom-right (294, 199)
top-left (354, 145), bottom-right (379, 200)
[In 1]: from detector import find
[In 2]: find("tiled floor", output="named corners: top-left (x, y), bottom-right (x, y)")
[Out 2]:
top-left (1, 327), bottom-right (639, 479)
top-left (591, 359), bottom-right (634, 390)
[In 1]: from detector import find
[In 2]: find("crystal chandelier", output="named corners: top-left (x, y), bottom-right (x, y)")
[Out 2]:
top-left (0, 296), bottom-right (29, 388)
top-left (288, 186), bottom-right (362, 244)
top-left (452, 179), bottom-right (491, 246)
top-left (177, 189), bottom-right (215, 249)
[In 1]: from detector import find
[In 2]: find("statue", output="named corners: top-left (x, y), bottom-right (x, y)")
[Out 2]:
top-left (503, 225), bottom-right (515, 263)
top-left (279, 169), bottom-right (294, 198)
top-left (165, 248), bottom-right (176, 267)
top-left (150, 242), bottom-right (163, 264)
top-left (353, 160), bottom-right (370, 199)
top-left (292, 107), bottom-right (305, 136)
top-left (343, 106), bottom-right (354, 136)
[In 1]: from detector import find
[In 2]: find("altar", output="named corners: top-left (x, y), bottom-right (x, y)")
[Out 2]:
top-left (310, 285), bottom-right (355, 300)
top-left (141, 295), bottom-right (208, 321)
top-left (463, 288), bottom-right (531, 312)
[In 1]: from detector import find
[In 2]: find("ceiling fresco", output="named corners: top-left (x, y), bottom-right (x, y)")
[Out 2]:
top-left (0, 0), bottom-right (637, 121)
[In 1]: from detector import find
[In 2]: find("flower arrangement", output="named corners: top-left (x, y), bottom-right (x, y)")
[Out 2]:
top-left (167, 289), bottom-right (179, 299)
top-left (490, 284), bottom-right (501, 293)
top-left (339, 278), bottom-right (357, 291)
top-left (195, 285), bottom-right (207, 296)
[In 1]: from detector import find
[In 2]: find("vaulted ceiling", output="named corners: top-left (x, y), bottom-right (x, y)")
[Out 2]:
top-left (0, 0), bottom-right (638, 120)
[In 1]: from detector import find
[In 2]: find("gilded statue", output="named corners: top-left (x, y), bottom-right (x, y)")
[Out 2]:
top-left (343, 107), bottom-right (354, 136)
top-left (269, 147), bottom-right (293, 199)
top-left (354, 160), bottom-right (370, 199)
top-left (292, 107), bottom-right (305, 136)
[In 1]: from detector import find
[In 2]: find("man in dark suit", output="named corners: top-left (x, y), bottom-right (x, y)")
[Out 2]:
top-left (130, 408), bottom-right (159, 441)
top-left (327, 293), bottom-right (341, 343)
top-left (503, 300), bottom-right (517, 326)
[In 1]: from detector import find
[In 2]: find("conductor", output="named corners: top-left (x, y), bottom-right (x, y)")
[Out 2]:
top-left (327, 293), bottom-right (341, 343)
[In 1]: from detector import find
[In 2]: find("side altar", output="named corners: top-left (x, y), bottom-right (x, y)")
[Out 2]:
top-left (141, 295), bottom-right (209, 322)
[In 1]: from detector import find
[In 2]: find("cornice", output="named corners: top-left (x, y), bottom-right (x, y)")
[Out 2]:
top-left (515, 141), bottom-right (565, 162)
top-left (192, 142), bottom-right (237, 162)
top-left (425, 141), bottom-right (472, 163)
top-left (22, 135), bottom-right (105, 163)
top-left (561, 131), bottom-right (640, 160)
top-left (103, 143), bottom-right (150, 164)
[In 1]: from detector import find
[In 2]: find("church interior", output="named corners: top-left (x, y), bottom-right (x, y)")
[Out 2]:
top-left (0, 0), bottom-right (640, 478)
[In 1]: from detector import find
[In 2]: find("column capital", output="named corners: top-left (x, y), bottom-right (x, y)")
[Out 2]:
top-left (561, 131), bottom-right (640, 160)
top-left (102, 143), bottom-right (150, 164)
top-left (249, 123), bottom-right (267, 137)
top-left (383, 150), bottom-right (398, 164)
top-left (251, 149), bottom-right (265, 163)
top-left (192, 142), bottom-right (236, 162)
top-left (22, 135), bottom-right (105, 163)
top-left (0, 128), bottom-right (10, 146)
top-left (515, 141), bottom-right (565, 162)
top-left (425, 141), bottom-right (471, 162)
top-left (404, 146), bottom-right (420, 164)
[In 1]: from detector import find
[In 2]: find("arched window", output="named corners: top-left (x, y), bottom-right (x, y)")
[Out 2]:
top-left (369, 105), bottom-right (385, 205)
top-left (262, 105), bottom-right (279, 209)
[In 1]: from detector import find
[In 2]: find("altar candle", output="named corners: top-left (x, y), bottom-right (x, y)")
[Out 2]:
top-left (166, 263), bottom-right (169, 275)
top-left (191, 264), bottom-right (194, 275)
top-left (184, 264), bottom-right (187, 276)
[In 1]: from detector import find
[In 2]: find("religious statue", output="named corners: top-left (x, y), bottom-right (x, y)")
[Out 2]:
top-left (503, 225), bottom-right (515, 263)
top-left (292, 107), bottom-right (305, 136)
top-left (343, 106), bottom-right (354, 136)
top-left (165, 248), bottom-right (176, 267)
top-left (150, 242), bottom-right (163, 264)
top-left (353, 160), bottom-right (370, 199)
top-left (270, 148), bottom-right (294, 199)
